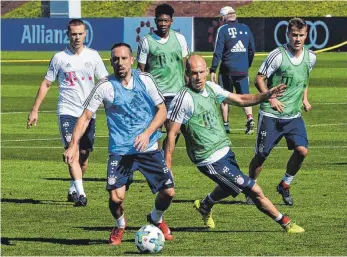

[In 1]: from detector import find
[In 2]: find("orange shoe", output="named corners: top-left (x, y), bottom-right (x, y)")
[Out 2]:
top-left (147, 213), bottom-right (174, 241)
top-left (109, 227), bottom-right (125, 246)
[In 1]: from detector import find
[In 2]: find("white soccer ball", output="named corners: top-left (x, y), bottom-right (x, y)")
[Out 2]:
top-left (135, 224), bottom-right (165, 253)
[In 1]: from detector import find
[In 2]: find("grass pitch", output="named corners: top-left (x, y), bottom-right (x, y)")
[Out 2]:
top-left (1, 51), bottom-right (347, 256)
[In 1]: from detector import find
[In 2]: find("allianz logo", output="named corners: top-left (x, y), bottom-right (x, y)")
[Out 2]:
top-left (20, 20), bottom-right (93, 47)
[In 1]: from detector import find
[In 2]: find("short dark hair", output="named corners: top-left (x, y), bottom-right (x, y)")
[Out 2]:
top-left (110, 42), bottom-right (133, 55)
top-left (288, 18), bottom-right (307, 32)
top-left (155, 4), bottom-right (174, 18)
top-left (67, 19), bottom-right (85, 33)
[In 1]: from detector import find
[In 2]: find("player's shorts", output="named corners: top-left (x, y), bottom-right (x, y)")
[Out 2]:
top-left (197, 150), bottom-right (255, 197)
top-left (218, 74), bottom-right (249, 94)
top-left (254, 114), bottom-right (308, 158)
top-left (58, 115), bottom-right (95, 151)
top-left (106, 149), bottom-right (175, 193)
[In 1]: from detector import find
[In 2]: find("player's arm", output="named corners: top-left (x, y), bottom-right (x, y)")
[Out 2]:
top-left (27, 78), bottom-right (52, 128)
top-left (248, 29), bottom-right (255, 68)
top-left (210, 27), bottom-right (225, 83)
top-left (223, 83), bottom-right (286, 107)
top-left (63, 109), bottom-right (94, 164)
top-left (303, 51), bottom-right (316, 112)
top-left (165, 121), bottom-right (182, 170)
top-left (137, 37), bottom-right (148, 72)
top-left (255, 49), bottom-right (284, 112)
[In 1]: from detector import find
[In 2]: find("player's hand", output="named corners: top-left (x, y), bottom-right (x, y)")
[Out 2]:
top-left (63, 145), bottom-right (78, 164)
top-left (268, 98), bottom-right (284, 113)
top-left (303, 99), bottom-right (312, 112)
top-left (134, 132), bottom-right (150, 152)
top-left (27, 110), bottom-right (38, 129)
top-left (269, 83), bottom-right (286, 98)
top-left (210, 72), bottom-right (217, 83)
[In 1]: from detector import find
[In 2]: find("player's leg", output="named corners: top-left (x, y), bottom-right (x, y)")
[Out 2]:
top-left (137, 150), bottom-right (175, 240)
top-left (59, 115), bottom-right (85, 204)
top-left (107, 154), bottom-right (135, 246)
top-left (218, 72), bottom-right (232, 134)
top-left (234, 76), bottom-right (254, 135)
top-left (245, 183), bottom-right (305, 233)
top-left (277, 117), bottom-right (309, 205)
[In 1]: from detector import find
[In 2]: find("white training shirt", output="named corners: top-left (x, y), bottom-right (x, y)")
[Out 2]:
top-left (45, 46), bottom-right (109, 118)
top-left (167, 81), bottom-right (231, 166)
top-left (84, 72), bottom-right (164, 152)
top-left (137, 31), bottom-right (190, 65)
top-left (258, 44), bottom-right (317, 78)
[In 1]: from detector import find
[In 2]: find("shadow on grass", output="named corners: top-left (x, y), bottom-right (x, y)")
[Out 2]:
top-left (172, 199), bottom-right (246, 205)
top-left (1, 198), bottom-right (70, 205)
top-left (80, 226), bottom-right (278, 233)
top-left (44, 177), bottom-right (146, 183)
top-left (1, 237), bottom-right (132, 246)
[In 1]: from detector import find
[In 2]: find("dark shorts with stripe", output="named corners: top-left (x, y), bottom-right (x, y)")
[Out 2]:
top-left (255, 114), bottom-right (308, 158)
top-left (106, 150), bottom-right (175, 193)
top-left (218, 74), bottom-right (250, 94)
top-left (197, 150), bottom-right (255, 197)
top-left (59, 115), bottom-right (95, 151)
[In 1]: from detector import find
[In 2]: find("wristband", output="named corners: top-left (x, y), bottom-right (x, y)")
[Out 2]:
top-left (266, 90), bottom-right (272, 98)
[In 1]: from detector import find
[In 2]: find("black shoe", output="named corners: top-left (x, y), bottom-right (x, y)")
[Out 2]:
top-left (277, 183), bottom-right (293, 206)
top-left (245, 195), bottom-right (255, 205)
top-left (224, 122), bottom-right (230, 134)
top-left (67, 192), bottom-right (78, 203)
top-left (74, 195), bottom-right (87, 207)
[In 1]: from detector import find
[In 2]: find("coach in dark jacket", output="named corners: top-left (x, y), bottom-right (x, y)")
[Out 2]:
top-left (210, 6), bottom-right (256, 135)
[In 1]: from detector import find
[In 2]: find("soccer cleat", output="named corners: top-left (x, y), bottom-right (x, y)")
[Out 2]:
top-left (277, 183), bottom-right (294, 206)
top-left (67, 192), bottom-right (78, 203)
top-left (74, 195), bottom-right (87, 207)
top-left (109, 227), bottom-right (125, 246)
top-left (224, 122), bottom-right (231, 134)
top-left (245, 195), bottom-right (255, 205)
top-left (193, 200), bottom-right (215, 229)
top-left (146, 213), bottom-right (174, 241)
top-left (245, 119), bottom-right (255, 135)
top-left (283, 221), bottom-right (305, 233)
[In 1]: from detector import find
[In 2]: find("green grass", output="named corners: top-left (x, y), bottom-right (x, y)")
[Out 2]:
top-left (1, 51), bottom-right (347, 255)
top-left (3, 0), bottom-right (347, 18)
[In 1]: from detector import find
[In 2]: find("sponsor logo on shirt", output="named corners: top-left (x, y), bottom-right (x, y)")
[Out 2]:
top-left (231, 40), bottom-right (246, 53)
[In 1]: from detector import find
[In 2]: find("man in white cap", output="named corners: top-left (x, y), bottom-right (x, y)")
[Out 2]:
top-left (210, 6), bottom-right (255, 135)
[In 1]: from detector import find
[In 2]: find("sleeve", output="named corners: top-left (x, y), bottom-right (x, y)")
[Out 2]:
top-left (309, 50), bottom-right (317, 72)
top-left (207, 82), bottom-right (230, 104)
top-left (141, 74), bottom-right (164, 106)
top-left (210, 26), bottom-right (225, 72)
top-left (84, 81), bottom-right (114, 113)
top-left (258, 48), bottom-right (282, 78)
top-left (45, 54), bottom-right (59, 82)
top-left (176, 32), bottom-right (190, 57)
top-left (167, 91), bottom-right (193, 125)
top-left (94, 52), bottom-right (109, 79)
top-left (248, 27), bottom-right (255, 68)
top-left (137, 37), bottom-right (149, 64)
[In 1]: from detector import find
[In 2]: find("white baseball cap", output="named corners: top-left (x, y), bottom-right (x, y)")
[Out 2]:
top-left (220, 6), bottom-right (235, 16)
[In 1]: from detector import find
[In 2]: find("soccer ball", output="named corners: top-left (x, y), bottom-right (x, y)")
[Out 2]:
top-left (135, 224), bottom-right (165, 253)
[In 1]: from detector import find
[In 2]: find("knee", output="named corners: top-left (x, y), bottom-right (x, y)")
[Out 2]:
top-left (253, 153), bottom-right (267, 166)
top-left (109, 191), bottom-right (125, 205)
top-left (161, 187), bottom-right (175, 200)
top-left (249, 183), bottom-right (265, 199)
top-left (296, 146), bottom-right (308, 157)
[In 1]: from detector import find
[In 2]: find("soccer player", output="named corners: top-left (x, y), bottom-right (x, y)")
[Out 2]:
top-left (63, 43), bottom-right (175, 246)
top-left (27, 19), bottom-right (108, 206)
top-left (137, 3), bottom-right (189, 148)
top-left (248, 18), bottom-right (316, 206)
top-left (165, 54), bottom-right (304, 234)
top-left (210, 6), bottom-right (255, 135)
